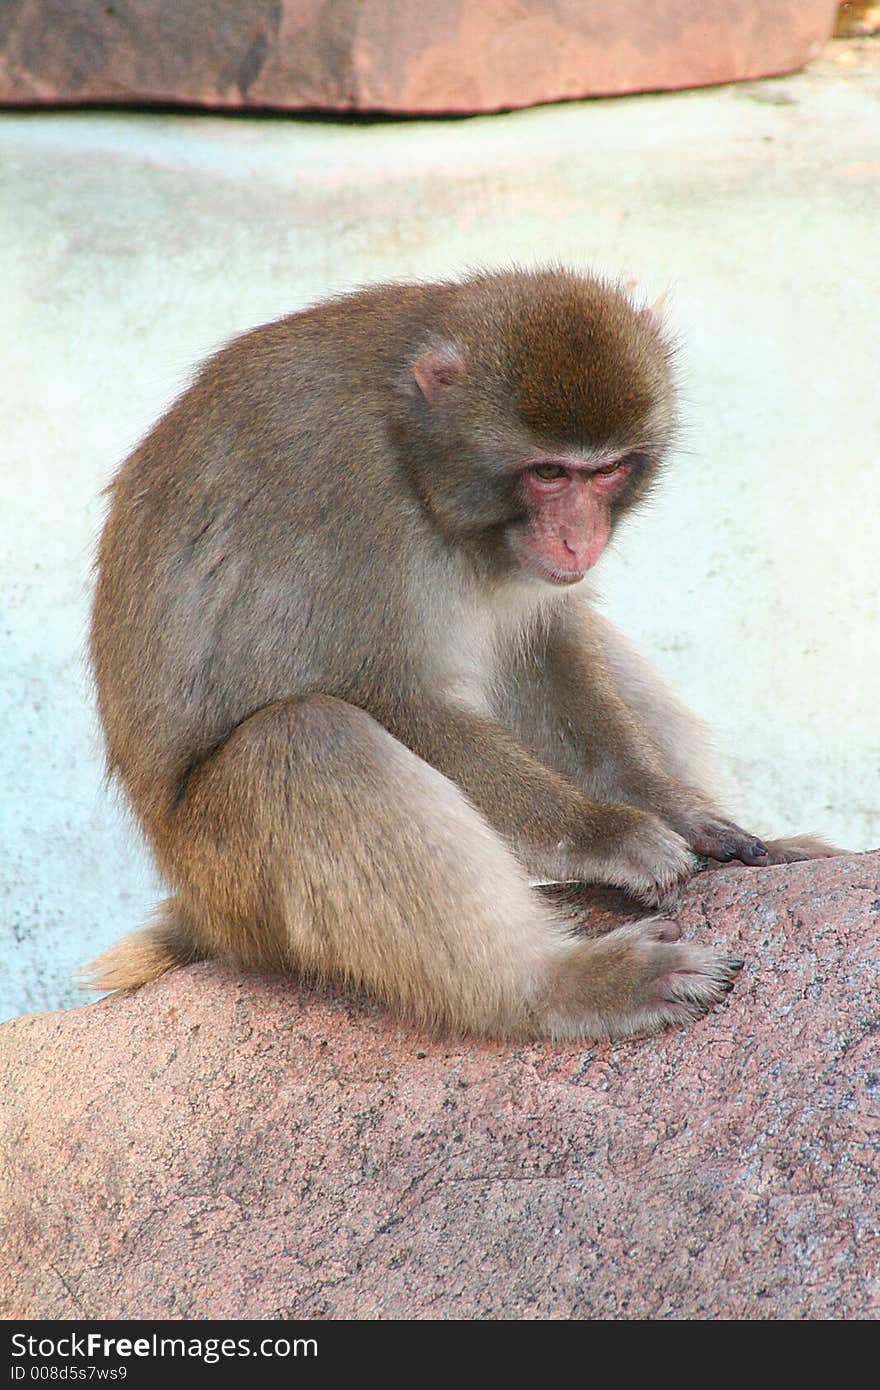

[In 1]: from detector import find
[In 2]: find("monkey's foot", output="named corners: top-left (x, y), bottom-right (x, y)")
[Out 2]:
top-left (541, 917), bottom-right (744, 1041)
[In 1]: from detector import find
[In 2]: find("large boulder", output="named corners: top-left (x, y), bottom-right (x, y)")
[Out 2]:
top-left (0, 1), bottom-right (840, 114)
top-left (1, 851), bottom-right (878, 1319)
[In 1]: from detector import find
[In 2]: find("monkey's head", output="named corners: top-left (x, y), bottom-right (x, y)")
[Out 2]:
top-left (400, 268), bottom-right (675, 587)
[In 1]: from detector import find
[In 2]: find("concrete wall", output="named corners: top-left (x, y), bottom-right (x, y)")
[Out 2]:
top-left (2, 47), bottom-right (878, 1020)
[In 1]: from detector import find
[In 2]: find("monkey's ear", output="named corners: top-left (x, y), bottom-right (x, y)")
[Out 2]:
top-left (639, 291), bottom-right (670, 335)
top-left (413, 344), bottom-right (465, 405)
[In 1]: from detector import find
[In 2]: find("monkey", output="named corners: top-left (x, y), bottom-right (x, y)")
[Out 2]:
top-left (83, 266), bottom-right (839, 1041)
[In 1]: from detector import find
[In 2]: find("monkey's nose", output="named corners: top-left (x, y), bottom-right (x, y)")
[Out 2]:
top-left (561, 537), bottom-right (596, 571)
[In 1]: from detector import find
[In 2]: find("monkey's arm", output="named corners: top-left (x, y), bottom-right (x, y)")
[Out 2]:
top-left (378, 698), bottom-right (695, 902)
top-left (524, 610), bottom-right (773, 868)
top-left (565, 613), bottom-right (849, 863)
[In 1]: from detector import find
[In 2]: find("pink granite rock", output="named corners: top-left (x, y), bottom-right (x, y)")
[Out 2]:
top-left (834, 2), bottom-right (880, 37)
top-left (1, 851), bottom-right (878, 1319)
top-left (0, 1), bottom-right (841, 114)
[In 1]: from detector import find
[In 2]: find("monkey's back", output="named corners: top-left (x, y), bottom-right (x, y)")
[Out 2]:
top-left (90, 292), bottom-right (444, 835)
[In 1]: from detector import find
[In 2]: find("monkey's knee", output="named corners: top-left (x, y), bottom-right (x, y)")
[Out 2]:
top-left (223, 691), bottom-right (360, 749)
top-left (228, 692), bottom-right (391, 767)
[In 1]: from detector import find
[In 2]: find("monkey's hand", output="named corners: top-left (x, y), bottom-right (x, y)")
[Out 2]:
top-left (581, 806), bottom-right (697, 908)
top-left (669, 816), bottom-right (846, 868)
top-left (667, 813), bottom-right (771, 867)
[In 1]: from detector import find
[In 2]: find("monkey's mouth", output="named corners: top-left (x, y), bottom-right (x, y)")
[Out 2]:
top-left (540, 565), bottom-right (587, 587)
top-left (522, 550), bottom-right (588, 586)
top-left (507, 531), bottom-right (590, 586)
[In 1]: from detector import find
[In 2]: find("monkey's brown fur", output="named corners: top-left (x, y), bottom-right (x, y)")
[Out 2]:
top-left (84, 268), bottom-right (837, 1039)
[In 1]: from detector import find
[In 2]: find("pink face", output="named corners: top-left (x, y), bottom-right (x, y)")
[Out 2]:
top-left (509, 456), bottom-right (633, 586)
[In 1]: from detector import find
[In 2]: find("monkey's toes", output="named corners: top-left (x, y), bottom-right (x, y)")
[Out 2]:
top-left (649, 942), bottom-right (744, 1014)
top-left (652, 919), bottom-right (682, 943)
top-left (543, 923), bottom-right (745, 1040)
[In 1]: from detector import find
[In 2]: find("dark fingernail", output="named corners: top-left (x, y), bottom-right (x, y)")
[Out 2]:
top-left (727, 957), bottom-right (745, 972)
top-left (752, 840), bottom-right (769, 857)
top-left (720, 843), bottom-right (737, 862)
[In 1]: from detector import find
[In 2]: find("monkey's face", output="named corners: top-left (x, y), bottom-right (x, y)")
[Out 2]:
top-left (506, 453), bottom-right (638, 586)
top-left (403, 268), bottom-right (674, 580)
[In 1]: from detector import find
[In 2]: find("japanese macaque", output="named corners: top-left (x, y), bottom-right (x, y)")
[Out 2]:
top-left (84, 267), bottom-right (838, 1040)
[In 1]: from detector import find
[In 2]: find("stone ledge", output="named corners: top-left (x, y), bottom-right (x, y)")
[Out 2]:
top-left (1, 849), bottom-right (878, 1318)
top-left (0, 1), bottom-right (841, 115)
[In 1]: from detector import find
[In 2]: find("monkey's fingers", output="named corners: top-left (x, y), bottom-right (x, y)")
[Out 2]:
top-left (685, 818), bottom-right (770, 866)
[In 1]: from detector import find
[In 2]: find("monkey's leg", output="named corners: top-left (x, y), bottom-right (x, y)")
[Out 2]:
top-left (83, 695), bottom-right (740, 1039)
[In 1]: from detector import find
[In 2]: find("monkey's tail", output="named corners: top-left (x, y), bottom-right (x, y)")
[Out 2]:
top-left (78, 898), bottom-right (204, 994)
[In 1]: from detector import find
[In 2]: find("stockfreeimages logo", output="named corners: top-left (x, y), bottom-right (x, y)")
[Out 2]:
top-left (10, 1333), bottom-right (317, 1368)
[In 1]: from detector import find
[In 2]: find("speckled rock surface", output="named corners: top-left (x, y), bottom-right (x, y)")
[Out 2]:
top-left (0, 0), bottom-right (840, 114)
top-left (1, 851), bottom-right (878, 1319)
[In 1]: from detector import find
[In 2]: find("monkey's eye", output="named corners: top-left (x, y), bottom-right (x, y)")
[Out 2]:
top-left (594, 460), bottom-right (623, 476)
top-left (532, 464), bottom-right (568, 481)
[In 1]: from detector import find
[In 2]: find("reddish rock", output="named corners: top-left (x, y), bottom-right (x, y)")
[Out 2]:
top-left (834, 2), bottom-right (880, 38)
top-left (1, 851), bottom-right (878, 1320)
top-left (0, 1), bottom-right (840, 115)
